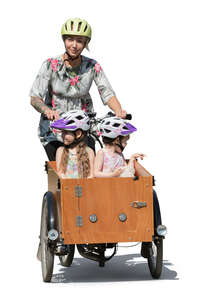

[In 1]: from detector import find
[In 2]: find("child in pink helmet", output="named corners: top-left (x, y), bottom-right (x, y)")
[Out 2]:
top-left (94, 117), bottom-right (145, 177)
top-left (51, 110), bottom-right (94, 178)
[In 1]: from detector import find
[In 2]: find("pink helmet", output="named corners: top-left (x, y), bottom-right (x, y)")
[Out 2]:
top-left (99, 117), bottom-right (137, 139)
top-left (50, 110), bottom-right (90, 132)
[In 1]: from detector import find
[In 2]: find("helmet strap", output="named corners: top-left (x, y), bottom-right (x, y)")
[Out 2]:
top-left (115, 143), bottom-right (124, 152)
top-left (114, 137), bottom-right (125, 152)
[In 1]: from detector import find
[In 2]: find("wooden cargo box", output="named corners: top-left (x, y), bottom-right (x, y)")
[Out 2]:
top-left (47, 161), bottom-right (154, 244)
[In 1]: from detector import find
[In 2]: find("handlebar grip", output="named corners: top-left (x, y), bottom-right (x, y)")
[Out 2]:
top-left (125, 114), bottom-right (132, 120)
top-left (107, 111), bottom-right (132, 120)
top-left (88, 112), bottom-right (97, 118)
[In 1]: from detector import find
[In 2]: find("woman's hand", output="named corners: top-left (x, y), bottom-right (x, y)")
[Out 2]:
top-left (107, 96), bottom-right (127, 119)
top-left (115, 109), bottom-right (127, 119)
top-left (44, 109), bottom-right (59, 121)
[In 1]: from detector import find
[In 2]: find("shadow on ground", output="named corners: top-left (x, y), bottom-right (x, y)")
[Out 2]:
top-left (52, 253), bottom-right (178, 283)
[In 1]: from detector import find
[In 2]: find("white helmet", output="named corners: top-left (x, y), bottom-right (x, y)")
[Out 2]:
top-left (99, 117), bottom-right (137, 139)
top-left (51, 110), bottom-right (90, 132)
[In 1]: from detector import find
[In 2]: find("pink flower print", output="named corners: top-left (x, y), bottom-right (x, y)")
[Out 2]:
top-left (69, 75), bottom-right (80, 86)
top-left (94, 63), bottom-right (102, 73)
top-left (98, 88), bottom-right (102, 95)
top-left (96, 130), bottom-right (102, 136)
top-left (104, 156), bottom-right (109, 163)
top-left (82, 103), bottom-right (87, 112)
top-left (52, 98), bottom-right (56, 109)
top-left (48, 58), bottom-right (59, 72)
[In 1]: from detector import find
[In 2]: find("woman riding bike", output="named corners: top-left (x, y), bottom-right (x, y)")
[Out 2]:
top-left (30, 17), bottom-right (126, 160)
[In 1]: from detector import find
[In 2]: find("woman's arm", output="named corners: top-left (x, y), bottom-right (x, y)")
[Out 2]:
top-left (30, 59), bottom-right (59, 120)
top-left (107, 96), bottom-right (127, 118)
top-left (94, 149), bottom-right (124, 177)
top-left (31, 96), bottom-right (59, 120)
top-left (93, 63), bottom-right (126, 118)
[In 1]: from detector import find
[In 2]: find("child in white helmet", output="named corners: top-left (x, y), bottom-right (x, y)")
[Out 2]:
top-left (94, 117), bottom-right (145, 177)
top-left (51, 110), bottom-right (94, 178)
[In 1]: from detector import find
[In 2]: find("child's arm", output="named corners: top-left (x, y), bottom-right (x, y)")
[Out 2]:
top-left (94, 149), bottom-right (124, 177)
top-left (128, 153), bottom-right (146, 166)
top-left (87, 147), bottom-right (95, 178)
top-left (55, 146), bottom-right (66, 178)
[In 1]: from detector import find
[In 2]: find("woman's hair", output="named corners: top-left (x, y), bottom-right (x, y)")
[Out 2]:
top-left (58, 140), bottom-right (90, 178)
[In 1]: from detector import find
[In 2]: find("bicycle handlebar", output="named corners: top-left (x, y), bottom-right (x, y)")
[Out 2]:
top-left (106, 111), bottom-right (132, 120)
top-left (88, 111), bottom-right (132, 120)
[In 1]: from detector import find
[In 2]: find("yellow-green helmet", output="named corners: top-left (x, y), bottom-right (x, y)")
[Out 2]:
top-left (61, 18), bottom-right (92, 41)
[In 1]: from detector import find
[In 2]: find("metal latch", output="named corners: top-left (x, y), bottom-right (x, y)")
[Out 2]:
top-left (76, 216), bottom-right (83, 227)
top-left (131, 201), bottom-right (147, 208)
top-left (75, 186), bottom-right (82, 197)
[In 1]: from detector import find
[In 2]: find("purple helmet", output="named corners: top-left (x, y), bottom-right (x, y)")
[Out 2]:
top-left (99, 117), bottom-right (137, 138)
top-left (50, 110), bottom-right (90, 131)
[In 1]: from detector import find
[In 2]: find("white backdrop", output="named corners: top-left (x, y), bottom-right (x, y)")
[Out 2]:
top-left (1, 0), bottom-right (199, 298)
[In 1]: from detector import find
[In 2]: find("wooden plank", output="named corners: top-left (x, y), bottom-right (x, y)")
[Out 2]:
top-left (134, 160), bottom-right (152, 176)
top-left (62, 177), bottom-right (153, 244)
top-left (47, 162), bottom-right (62, 233)
top-left (60, 179), bottom-right (81, 244)
top-left (47, 161), bottom-right (154, 244)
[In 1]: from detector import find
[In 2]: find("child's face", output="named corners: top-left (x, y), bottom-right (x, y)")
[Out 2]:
top-left (121, 135), bottom-right (130, 148)
top-left (62, 131), bottom-right (75, 145)
top-left (115, 135), bottom-right (130, 153)
top-left (62, 129), bottom-right (82, 145)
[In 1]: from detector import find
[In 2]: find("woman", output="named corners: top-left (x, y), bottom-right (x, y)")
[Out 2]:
top-left (30, 17), bottom-right (127, 160)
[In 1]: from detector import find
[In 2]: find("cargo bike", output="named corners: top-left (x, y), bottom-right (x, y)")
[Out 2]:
top-left (38, 113), bottom-right (167, 282)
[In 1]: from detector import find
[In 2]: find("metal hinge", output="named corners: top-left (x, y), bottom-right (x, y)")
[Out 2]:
top-left (76, 216), bottom-right (83, 227)
top-left (131, 201), bottom-right (147, 208)
top-left (75, 186), bottom-right (82, 197)
top-left (152, 176), bottom-right (156, 186)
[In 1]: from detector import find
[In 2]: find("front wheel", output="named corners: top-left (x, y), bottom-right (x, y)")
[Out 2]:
top-left (59, 245), bottom-right (75, 267)
top-left (147, 237), bottom-right (163, 279)
top-left (41, 197), bottom-right (54, 282)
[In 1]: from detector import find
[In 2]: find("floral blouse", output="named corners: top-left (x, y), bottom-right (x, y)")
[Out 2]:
top-left (30, 54), bottom-right (116, 146)
top-left (102, 149), bottom-right (135, 177)
top-left (62, 150), bottom-right (79, 179)
top-left (102, 149), bottom-right (126, 173)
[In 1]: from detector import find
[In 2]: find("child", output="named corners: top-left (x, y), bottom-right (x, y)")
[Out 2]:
top-left (51, 110), bottom-right (94, 178)
top-left (94, 117), bottom-right (145, 177)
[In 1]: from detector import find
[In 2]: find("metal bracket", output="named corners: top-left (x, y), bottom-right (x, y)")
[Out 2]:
top-left (76, 216), bottom-right (83, 227)
top-left (131, 201), bottom-right (147, 208)
top-left (152, 176), bottom-right (156, 186)
top-left (75, 186), bottom-right (82, 197)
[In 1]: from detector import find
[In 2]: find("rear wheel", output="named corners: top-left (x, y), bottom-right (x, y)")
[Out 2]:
top-left (59, 245), bottom-right (75, 267)
top-left (41, 198), bottom-right (54, 282)
top-left (147, 237), bottom-right (163, 279)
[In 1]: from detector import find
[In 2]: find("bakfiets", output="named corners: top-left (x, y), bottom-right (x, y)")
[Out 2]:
top-left (38, 112), bottom-right (167, 282)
